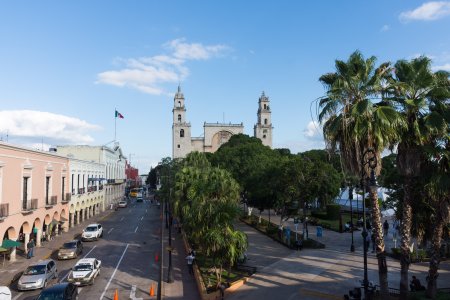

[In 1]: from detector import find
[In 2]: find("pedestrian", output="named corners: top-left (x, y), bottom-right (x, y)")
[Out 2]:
top-left (218, 282), bottom-right (227, 300)
top-left (186, 252), bottom-right (195, 275)
top-left (295, 239), bottom-right (303, 251)
top-left (383, 220), bottom-right (389, 236)
top-left (27, 238), bottom-right (35, 259)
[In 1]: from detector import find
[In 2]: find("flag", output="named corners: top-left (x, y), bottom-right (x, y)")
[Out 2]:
top-left (115, 110), bottom-right (124, 119)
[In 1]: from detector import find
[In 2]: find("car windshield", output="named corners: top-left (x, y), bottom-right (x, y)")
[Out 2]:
top-left (24, 265), bottom-right (46, 275)
top-left (62, 242), bottom-right (77, 249)
top-left (37, 290), bottom-right (65, 300)
top-left (73, 264), bottom-right (92, 271)
top-left (85, 226), bottom-right (97, 232)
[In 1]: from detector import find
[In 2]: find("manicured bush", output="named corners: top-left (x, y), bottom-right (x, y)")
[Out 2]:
top-left (326, 204), bottom-right (341, 220)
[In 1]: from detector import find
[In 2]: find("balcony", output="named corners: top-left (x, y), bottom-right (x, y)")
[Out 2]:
top-left (62, 193), bottom-right (71, 203)
top-left (87, 186), bottom-right (98, 193)
top-left (22, 199), bottom-right (38, 214)
top-left (78, 187), bottom-right (85, 195)
top-left (0, 203), bottom-right (9, 221)
top-left (99, 185), bottom-right (104, 190)
top-left (107, 179), bottom-right (125, 185)
top-left (45, 195), bottom-right (58, 208)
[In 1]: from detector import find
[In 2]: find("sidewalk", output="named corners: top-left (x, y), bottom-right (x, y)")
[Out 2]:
top-left (0, 208), bottom-right (114, 287)
top-left (162, 223), bottom-right (200, 300)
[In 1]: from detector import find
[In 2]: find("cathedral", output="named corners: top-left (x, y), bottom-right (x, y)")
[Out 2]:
top-left (172, 86), bottom-right (273, 159)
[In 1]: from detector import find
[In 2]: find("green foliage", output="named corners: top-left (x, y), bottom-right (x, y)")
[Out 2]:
top-left (326, 204), bottom-right (341, 220)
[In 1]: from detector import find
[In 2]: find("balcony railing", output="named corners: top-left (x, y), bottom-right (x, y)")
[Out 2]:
top-left (88, 186), bottom-right (98, 193)
top-left (0, 203), bottom-right (9, 219)
top-left (22, 198), bottom-right (38, 213)
top-left (62, 193), bottom-right (71, 203)
top-left (99, 185), bottom-right (104, 190)
top-left (78, 187), bottom-right (85, 195)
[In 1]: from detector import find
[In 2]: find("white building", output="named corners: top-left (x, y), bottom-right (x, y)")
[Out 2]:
top-left (56, 143), bottom-right (126, 209)
top-left (172, 86), bottom-right (273, 159)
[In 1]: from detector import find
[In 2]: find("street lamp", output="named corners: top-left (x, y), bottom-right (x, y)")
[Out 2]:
top-left (360, 148), bottom-right (377, 298)
top-left (349, 185), bottom-right (355, 252)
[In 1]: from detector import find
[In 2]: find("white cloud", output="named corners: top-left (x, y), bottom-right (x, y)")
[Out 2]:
top-left (303, 121), bottom-right (323, 140)
top-left (0, 110), bottom-right (101, 145)
top-left (97, 39), bottom-right (231, 95)
top-left (381, 25), bottom-right (390, 32)
top-left (432, 63), bottom-right (450, 71)
top-left (399, 1), bottom-right (450, 22)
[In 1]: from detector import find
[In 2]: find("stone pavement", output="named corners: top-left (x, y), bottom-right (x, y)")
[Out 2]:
top-left (226, 211), bottom-right (450, 300)
top-left (0, 208), bottom-right (115, 287)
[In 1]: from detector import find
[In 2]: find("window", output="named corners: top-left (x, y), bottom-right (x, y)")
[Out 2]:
top-left (264, 104), bottom-right (267, 109)
top-left (77, 174), bottom-right (80, 193)
top-left (178, 101), bottom-right (181, 107)
top-left (71, 174), bottom-right (74, 194)
top-left (178, 114), bottom-right (181, 122)
top-left (263, 129), bottom-right (267, 133)
top-left (263, 135), bottom-right (266, 139)
top-left (62, 177), bottom-right (65, 201)
top-left (264, 118), bottom-right (268, 125)
top-left (177, 144), bottom-right (180, 148)
top-left (23, 177), bottom-right (29, 209)
top-left (180, 129), bottom-right (184, 137)
top-left (46, 176), bottom-right (50, 205)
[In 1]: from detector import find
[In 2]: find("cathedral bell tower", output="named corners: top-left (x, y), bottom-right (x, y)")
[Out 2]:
top-left (172, 85), bottom-right (192, 158)
top-left (254, 91), bottom-right (273, 148)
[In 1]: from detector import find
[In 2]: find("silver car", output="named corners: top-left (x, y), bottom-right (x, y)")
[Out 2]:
top-left (18, 259), bottom-right (57, 291)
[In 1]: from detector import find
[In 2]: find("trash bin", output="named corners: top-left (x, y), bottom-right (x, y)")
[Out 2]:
top-left (316, 226), bottom-right (323, 237)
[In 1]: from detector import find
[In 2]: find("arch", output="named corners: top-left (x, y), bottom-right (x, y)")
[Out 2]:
top-left (60, 209), bottom-right (67, 220)
top-left (180, 129), bottom-right (185, 137)
top-left (264, 118), bottom-right (268, 125)
top-left (264, 104), bottom-right (267, 109)
top-left (177, 114), bottom-right (181, 122)
top-left (178, 100), bottom-right (181, 107)
top-left (263, 134), bottom-right (266, 139)
top-left (20, 221), bottom-right (31, 234)
top-left (70, 204), bottom-right (75, 214)
top-left (2, 226), bottom-right (17, 240)
top-left (211, 130), bottom-right (234, 153)
top-left (52, 211), bottom-right (60, 222)
top-left (33, 218), bottom-right (42, 229)
top-left (44, 214), bottom-right (51, 225)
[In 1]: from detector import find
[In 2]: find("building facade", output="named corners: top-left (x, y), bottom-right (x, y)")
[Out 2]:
top-left (172, 86), bottom-right (273, 159)
top-left (67, 158), bottom-right (105, 230)
top-left (56, 143), bottom-right (126, 209)
top-left (0, 142), bottom-right (70, 261)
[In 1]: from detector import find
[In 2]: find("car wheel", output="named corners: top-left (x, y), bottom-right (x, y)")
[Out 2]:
top-left (90, 277), bottom-right (95, 285)
top-left (43, 280), bottom-right (47, 289)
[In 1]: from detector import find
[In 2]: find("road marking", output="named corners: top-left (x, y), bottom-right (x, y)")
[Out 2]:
top-left (130, 285), bottom-right (143, 300)
top-left (108, 228), bottom-right (114, 234)
top-left (134, 226), bottom-right (139, 233)
top-left (120, 217), bottom-right (124, 221)
top-left (140, 216), bottom-right (143, 221)
top-left (99, 244), bottom-right (129, 300)
top-left (60, 245), bottom-right (97, 282)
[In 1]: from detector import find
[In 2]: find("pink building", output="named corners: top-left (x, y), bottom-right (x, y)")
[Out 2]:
top-left (0, 142), bottom-right (70, 261)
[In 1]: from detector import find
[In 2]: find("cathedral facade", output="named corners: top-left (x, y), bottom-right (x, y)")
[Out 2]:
top-left (172, 86), bottom-right (273, 159)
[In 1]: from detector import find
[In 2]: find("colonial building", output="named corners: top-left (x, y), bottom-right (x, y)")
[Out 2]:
top-left (0, 142), bottom-right (70, 261)
top-left (56, 143), bottom-right (126, 209)
top-left (172, 86), bottom-right (273, 159)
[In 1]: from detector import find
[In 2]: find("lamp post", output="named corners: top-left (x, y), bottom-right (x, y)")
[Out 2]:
top-left (361, 148), bottom-right (377, 298)
top-left (349, 185), bottom-right (355, 252)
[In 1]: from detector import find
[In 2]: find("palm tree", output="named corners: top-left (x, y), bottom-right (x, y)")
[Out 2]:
top-left (391, 56), bottom-right (446, 299)
top-left (318, 51), bottom-right (401, 297)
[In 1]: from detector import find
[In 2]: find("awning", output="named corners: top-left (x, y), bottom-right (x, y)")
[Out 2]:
top-left (1, 239), bottom-right (22, 248)
top-left (0, 247), bottom-right (8, 252)
top-left (49, 220), bottom-right (59, 227)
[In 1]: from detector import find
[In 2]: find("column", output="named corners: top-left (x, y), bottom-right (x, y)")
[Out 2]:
top-left (54, 223), bottom-right (59, 236)
top-left (62, 221), bottom-right (69, 233)
top-left (10, 246), bottom-right (17, 261)
top-left (70, 213), bottom-right (75, 228)
top-left (36, 229), bottom-right (42, 247)
top-left (24, 233), bottom-right (30, 254)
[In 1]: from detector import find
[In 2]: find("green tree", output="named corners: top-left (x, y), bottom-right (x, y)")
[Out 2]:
top-left (318, 50), bottom-right (401, 297)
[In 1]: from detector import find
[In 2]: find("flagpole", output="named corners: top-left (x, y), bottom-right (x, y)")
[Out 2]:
top-left (114, 108), bottom-right (117, 142)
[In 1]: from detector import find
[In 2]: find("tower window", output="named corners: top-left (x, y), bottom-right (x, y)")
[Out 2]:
top-left (264, 118), bottom-right (268, 125)
top-left (180, 129), bottom-right (185, 137)
top-left (178, 101), bottom-right (181, 107)
top-left (177, 144), bottom-right (180, 148)
top-left (263, 135), bottom-right (266, 139)
top-left (264, 104), bottom-right (267, 109)
top-left (178, 114), bottom-right (181, 122)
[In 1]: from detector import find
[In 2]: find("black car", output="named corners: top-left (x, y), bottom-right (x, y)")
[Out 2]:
top-left (36, 282), bottom-right (78, 300)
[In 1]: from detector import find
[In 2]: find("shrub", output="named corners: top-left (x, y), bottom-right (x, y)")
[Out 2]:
top-left (326, 204), bottom-right (341, 220)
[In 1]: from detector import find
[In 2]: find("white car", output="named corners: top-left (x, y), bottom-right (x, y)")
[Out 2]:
top-left (81, 224), bottom-right (103, 241)
top-left (67, 258), bottom-right (101, 286)
top-left (118, 200), bottom-right (127, 208)
top-left (0, 286), bottom-right (12, 300)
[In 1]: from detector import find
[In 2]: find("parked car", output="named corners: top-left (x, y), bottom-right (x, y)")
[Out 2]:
top-left (0, 286), bottom-right (11, 300)
top-left (81, 224), bottom-right (103, 241)
top-left (67, 258), bottom-right (101, 286)
top-left (36, 282), bottom-right (78, 300)
top-left (118, 200), bottom-right (127, 208)
top-left (17, 259), bottom-right (57, 291)
top-left (57, 240), bottom-right (83, 260)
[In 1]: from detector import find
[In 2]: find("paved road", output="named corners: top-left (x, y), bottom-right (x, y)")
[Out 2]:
top-left (10, 198), bottom-right (161, 300)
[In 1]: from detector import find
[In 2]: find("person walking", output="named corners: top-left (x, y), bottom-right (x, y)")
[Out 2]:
top-left (27, 238), bottom-right (35, 259)
top-left (383, 220), bottom-right (389, 237)
top-left (186, 252), bottom-right (195, 275)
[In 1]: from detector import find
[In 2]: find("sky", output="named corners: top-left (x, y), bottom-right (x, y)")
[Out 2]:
top-left (1, 1), bottom-right (450, 173)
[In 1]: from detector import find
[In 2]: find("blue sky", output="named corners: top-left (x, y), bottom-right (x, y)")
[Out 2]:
top-left (1, 1), bottom-right (449, 173)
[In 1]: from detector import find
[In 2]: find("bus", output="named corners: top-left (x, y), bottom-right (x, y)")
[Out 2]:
top-left (130, 188), bottom-right (143, 201)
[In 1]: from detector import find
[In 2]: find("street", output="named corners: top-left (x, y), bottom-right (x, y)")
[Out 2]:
top-left (10, 198), bottom-right (161, 300)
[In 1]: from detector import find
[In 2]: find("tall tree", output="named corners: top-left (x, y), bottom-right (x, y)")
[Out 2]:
top-left (390, 56), bottom-right (446, 298)
top-left (318, 50), bottom-right (401, 297)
